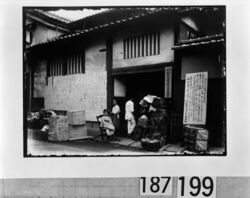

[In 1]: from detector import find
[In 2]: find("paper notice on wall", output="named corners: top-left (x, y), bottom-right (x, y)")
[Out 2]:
top-left (164, 66), bottom-right (172, 98)
top-left (183, 72), bottom-right (208, 125)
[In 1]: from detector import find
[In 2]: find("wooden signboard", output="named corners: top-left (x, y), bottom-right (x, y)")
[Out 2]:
top-left (164, 66), bottom-right (172, 98)
top-left (183, 72), bottom-right (208, 125)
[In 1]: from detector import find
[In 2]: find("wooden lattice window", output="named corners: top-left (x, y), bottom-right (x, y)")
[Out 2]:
top-left (48, 50), bottom-right (85, 76)
top-left (123, 31), bottom-right (160, 59)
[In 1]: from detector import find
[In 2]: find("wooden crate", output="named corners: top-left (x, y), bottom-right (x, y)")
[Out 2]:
top-left (68, 125), bottom-right (88, 140)
top-left (48, 116), bottom-right (68, 141)
top-left (67, 110), bottom-right (86, 125)
top-left (183, 125), bottom-right (209, 152)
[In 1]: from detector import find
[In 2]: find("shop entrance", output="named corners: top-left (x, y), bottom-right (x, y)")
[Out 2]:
top-left (113, 71), bottom-right (165, 136)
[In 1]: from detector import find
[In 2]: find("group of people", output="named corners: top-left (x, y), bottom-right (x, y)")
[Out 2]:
top-left (99, 99), bottom-right (121, 139)
top-left (99, 98), bottom-right (136, 140)
top-left (100, 95), bottom-right (167, 141)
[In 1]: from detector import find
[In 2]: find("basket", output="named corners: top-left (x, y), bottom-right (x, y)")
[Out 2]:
top-left (141, 138), bottom-right (161, 151)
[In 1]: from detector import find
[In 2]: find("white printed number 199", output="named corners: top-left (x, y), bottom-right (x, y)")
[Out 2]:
top-left (177, 177), bottom-right (216, 198)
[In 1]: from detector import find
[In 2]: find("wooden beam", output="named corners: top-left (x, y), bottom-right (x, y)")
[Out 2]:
top-left (112, 62), bottom-right (174, 75)
top-left (26, 13), bottom-right (71, 33)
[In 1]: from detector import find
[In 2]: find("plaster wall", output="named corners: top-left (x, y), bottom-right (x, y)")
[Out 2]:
top-left (113, 25), bottom-right (174, 68)
top-left (33, 38), bottom-right (107, 121)
top-left (32, 24), bottom-right (64, 45)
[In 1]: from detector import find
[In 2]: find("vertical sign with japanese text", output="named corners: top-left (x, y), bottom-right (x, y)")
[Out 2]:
top-left (183, 72), bottom-right (208, 125)
top-left (164, 66), bottom-right (172, 98)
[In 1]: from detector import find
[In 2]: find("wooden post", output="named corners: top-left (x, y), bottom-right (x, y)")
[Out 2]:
top-left (106, 37), bottom-right (114, 111)
top-left (171, 16), bottom-right (182, 142)
top-left (30, 54), bottom-right (34, 111)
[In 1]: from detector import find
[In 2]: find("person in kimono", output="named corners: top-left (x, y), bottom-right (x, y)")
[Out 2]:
top-left (125, 98), bottom-right (136, 137)
top-left (111, 99), bottom-right (120, 135)
top-left (132, 108), bottom-right (149, 141)
top-left (100, 109), bottom-right (115, 137)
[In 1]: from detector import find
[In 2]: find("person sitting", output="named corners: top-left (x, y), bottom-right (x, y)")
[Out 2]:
top-left (133, 113), bottom-right (149, 141)
top-left (100, 109), bottom-right (115, 140)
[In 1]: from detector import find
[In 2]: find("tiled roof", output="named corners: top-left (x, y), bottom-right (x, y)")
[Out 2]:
top-left (70, 8), bottom-right (156, 26)
top-left (27, 7), bottom-right (178, 49)
top-left (177, 6), bottom-right (222, 13)
top-left (69, 8), bottom-right (111, 24)
top-left (34, 9), bottom-right (72, 24)
top-left (172, 34), bottom-right (224, 50)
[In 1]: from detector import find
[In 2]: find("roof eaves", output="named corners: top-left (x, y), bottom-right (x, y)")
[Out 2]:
top-left (27, 8), bottom-right (175, 49)
top-left (177, 6), bottom-right (222, 14)
top-left (176, 34), bottom-right (224, 45)
top-left (26, 13), bottom-right (71, 33)
top-left (172, 34), bottom-right (225, 50)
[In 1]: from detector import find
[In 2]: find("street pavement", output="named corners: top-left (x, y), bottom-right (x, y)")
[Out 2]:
top-left (27, 128), bottom-right (156, 156)
top-left (27, 127), bottom-right (225, 156)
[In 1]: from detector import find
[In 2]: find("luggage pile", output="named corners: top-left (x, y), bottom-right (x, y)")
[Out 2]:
top-left (137, 95), bottom-right (169, 151)
top-left (27, 111), bottom-right (43, 129)
top-left (48, 116), bottom-right (68, 141)
top-left (183, 125), bottom-right (209, 152)
top-left (47, 110), bottom-right (88, 142)
top-left (27, 110), bottom-right (57, 129)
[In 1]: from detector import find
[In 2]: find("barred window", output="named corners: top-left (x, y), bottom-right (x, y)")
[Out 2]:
top-left (66, 52), bottom-right (85, 75)
top-left (48, 56), bottom-right (64, 76)
top-left (48, 51), bottom-right (85, 76)
top-left (123, 31), bottom-right (160, 59)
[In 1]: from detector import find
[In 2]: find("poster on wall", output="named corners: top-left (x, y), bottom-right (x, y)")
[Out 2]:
top-left (164, 66), bottom-right (172, 98)
top-left (183, 72), bottom-right (208, 125)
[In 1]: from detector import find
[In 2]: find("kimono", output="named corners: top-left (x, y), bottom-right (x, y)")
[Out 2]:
top-left (125, 100), bottom-right (136, 135)
top-left (100, 115), bottom-right (115, 136)
top-left (111, 104), bottom-right (120, 132)
top-left (133, 114), bottom-right (148, 141)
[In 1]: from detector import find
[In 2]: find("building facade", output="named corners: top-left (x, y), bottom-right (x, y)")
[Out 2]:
top-left (24, 7), bottom-right (226, 146)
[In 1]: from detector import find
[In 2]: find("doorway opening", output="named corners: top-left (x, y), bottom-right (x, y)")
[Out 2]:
top-left (113, 71), bottom-right (165, 136)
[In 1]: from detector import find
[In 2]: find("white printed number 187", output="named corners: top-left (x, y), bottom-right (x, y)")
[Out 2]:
top-left (177, 177), bottom-right (216, 198)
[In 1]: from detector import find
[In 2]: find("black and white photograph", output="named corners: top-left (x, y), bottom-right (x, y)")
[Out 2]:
top-left (1, 1), bottom-right (250, 197)
top-left (23, 6), bottom-right (226, 156)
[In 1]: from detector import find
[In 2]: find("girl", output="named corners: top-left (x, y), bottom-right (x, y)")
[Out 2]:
top-left (100, 109), bottom-right (115, 137)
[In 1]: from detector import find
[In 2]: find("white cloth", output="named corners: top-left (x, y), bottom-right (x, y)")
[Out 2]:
top-left (125, 100), bottom-right (134, 120)
top-left (149, 105), bottom-right (157, 112)
top-left (106, 129), bottom-right (114, 136)
top-left (111, 104), bottom-right (120, 118)
top-left (143, 95), bottom-right (158, 104)
top-left (127, 114), bottom-right (136, 135)
top-left (125, 100), bottom-right (136, 134)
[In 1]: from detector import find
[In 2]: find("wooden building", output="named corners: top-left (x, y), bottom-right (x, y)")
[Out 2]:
top-left (24, 7), bottom-right (226, 146)
top-left (24, 9), bottom-right (71, 112)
